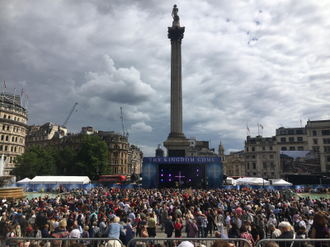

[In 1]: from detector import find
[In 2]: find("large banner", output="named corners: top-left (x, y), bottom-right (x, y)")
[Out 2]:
top-left (207, 162), bottom-right (223, 189)
top-left (280, 150), bottom-right (320, 173)
top-left (142, 162), bottom-right (158, 188)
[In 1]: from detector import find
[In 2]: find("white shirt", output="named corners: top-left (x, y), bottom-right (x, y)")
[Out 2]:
top-left (70, 229), bottom-right (81, 238)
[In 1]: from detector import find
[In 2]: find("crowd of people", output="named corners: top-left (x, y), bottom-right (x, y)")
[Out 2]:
top-left (0, 187), bottom-right (329, 247)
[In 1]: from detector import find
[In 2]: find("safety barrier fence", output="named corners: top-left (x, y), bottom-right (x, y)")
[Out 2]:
top-left (127, 237), bottom-right (252, 247)
top-left (255, 238), bottom-right (330, 247)
top-left (0, 237), bottom-right (123, 247)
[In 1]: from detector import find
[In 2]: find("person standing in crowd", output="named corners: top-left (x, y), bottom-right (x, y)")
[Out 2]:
top-left (311, 213), bottom-right (330, 247)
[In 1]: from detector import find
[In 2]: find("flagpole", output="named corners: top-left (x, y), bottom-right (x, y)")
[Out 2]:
top-left (257, 123), bottom-right (259, 136)
top-left (13, 85), bottom-right (16, 107)
top-left (2, 81), bottom-right (5, 104)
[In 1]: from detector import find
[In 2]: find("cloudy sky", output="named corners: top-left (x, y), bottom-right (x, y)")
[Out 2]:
top-left (1, 0), bottom-right (330, 157)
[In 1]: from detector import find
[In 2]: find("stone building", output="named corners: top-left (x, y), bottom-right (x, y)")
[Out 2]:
top-left (305, 120), bottom-right (330, 172)
top-left (275, 127), bottom-right (308, 152)
top-left (186, 137), bottom-right (218, 157)
top-left (26, 124), bottom-right (136, 177)
top-left (0, 92), bottom-right (28, 174)
top-left (244, 135), bottom-right (280, 179)
top-left (223, 151), bottom-right (246, 177)
top-left (128, 144), bottom-right (143, 175)
top-left (25, 122), bottom-right (64, 149)
top-left (218, 141), bottom-right (225, 163)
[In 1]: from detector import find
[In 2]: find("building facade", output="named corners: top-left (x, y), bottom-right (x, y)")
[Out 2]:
top-left (128, 144), bottom-right (143, 175)
top-left (306, 120), bottom-right (330, 172)
top-left (224, 151), bottom-right (246, 177)
top-left (0, 93), bottom-right (28, 175)
top-left (244, 135), bottom-right (280, 179)
top-left (26, 125), bottom-right (135, 177)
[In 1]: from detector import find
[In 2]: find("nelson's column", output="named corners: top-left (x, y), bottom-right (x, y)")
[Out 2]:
top-left (164, 5), bottom-right (190, 157)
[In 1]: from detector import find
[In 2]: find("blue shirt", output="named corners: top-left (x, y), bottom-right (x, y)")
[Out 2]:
top-left (107, 223), bottom-right (126, 239)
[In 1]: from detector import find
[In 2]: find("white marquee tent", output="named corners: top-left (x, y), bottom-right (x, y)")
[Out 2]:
top-left (270, 179), bottom-right (292, 186)
top-left (17, 177), bottom-right (31, 184)
top-left (28, 176), bottom-right (90, 184)
top-left (236, 177), bottom-right (270, 185)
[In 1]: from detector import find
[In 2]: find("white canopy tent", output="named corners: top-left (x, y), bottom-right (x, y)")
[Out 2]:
top-left (17, 177), bottom-right (31, 184)
top-left (236, 177), bottom-right (270, 185)
top-left (270, 179), bottom-right (292, 186)
top-left (29, 176), bottom-right (90, 184)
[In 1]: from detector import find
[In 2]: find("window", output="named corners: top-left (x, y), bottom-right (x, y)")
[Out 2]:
top-left (252, 147), bottom-right (255, 151)
top-left (296, 130), bottom-right (303, 134)
top-left (11, 137), bottom-right (14, 142)
top-left (298, 146), bottom-right (304, 150)
top-left (281, 138), bottom-right (286, 142)
top-left (247, 163), bottom-right (250, 169)
top-left (290, 147), bottom-right (295, 150)
top-left (297, 137), bottom-right (303, 141)
top-left (253, 163), bottom-right (256, 169)
top-left (246, 147), bottom-right (249, 152)
top-left (5, 136), bottom-right (8, 141)
top-left (263, 163), bottom-right (267, 169)
top-left (313, 139), bottom-right (318, 144)
top-left (11, 147), bottom-right (13, 152)
top-left (17, 118), bottom-right (19, 122)
top-left (313, 130), bottom-right (317, 136)
top-left (313, 146), bottom-right (320, 152)
top-left (280, 131), bottom-right (285, 135)
top-left (14, 147), bottom-right (16, 152)
top-left (2, 125), bottom-right (5, 130)
top-left (289, 137), bottom-right (294, 142)
top-left (14, 117), bottom-right (16, 121)
top-left (252, 155), bottom-right (255, 159)
top-left (3, 115), bottom-right (6, 119)
top-left (270, 155), bottom-right (274, 159)
top-left (1, 135), bottom-right (3, 141)
top-left (253, 172), bottom-right (256, 175)
top-left (327, 156), bottom-right (330, 162)
top-left (288, 130), bottom-right (294, 135)
top-left (323, 139), bottom-right (330, 144)
top-left (15, 137), bottom-right (17, 142)
top-left (269, 146), bottom-right (273, 150)
top-left (325, 147), bottom-right (330, 153)
top-left (8, 116), bottom-right (10, 120)
top-left (9, 157), bottom-right (12, 163)
top-left (4, 146), bottom-right (7, 151)
top-left (322, 130), bottom-right (330, 135)
top-left (262, 155), bottom-right (266, 158)
top-left (114, 152), bottom-right (118, 157)
top-left (270, 163), bottom-right (275, 168)
top-left (0, 145), bottom-right (2, 151)
top-left (281, 147), bottom-right (287, 150)
top-left (262, 147), bottom-right (265, 151)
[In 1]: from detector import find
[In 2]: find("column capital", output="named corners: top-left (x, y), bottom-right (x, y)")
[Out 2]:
top-left (168, 26), bottom-right (185, 43)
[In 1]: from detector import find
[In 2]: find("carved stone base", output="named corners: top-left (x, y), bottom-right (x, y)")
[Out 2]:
top-left (164, 132), bottom-right (190, 157)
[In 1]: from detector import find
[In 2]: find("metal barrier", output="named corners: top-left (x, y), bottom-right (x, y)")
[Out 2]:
top-left (0, 237), bottom-right (123, 247)
top-left (127, 237), bottom-right (252, 247)
top-left (256, 238), bottom-right (330, 247)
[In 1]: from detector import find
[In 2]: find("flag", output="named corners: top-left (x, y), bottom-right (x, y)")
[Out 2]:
top-left (14, 85), bottom-right (16, 93)
top-left (4, 81), bottom-right (6, 89)
top-left (26, 91), bottom-right (28, 100)
top-left (21, 88), bottom-right (24, 97)
top-left (247, 126), bottom-right (251, 134)
top-left (260, 124), bottom-right (264, 129)
top-left (300, 119), bottom-right (302, 124)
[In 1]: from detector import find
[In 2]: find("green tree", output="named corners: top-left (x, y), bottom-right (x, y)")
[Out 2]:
top-left (54, 146), bottom-right (77, 175)
top-left (11, 145), bottom-right (57, 179)
top-left (76, 135), bottom-right (110, 180)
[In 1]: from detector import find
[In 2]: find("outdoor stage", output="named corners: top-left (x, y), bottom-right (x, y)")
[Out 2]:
top-left (142, 157), bottom-right (222, 189)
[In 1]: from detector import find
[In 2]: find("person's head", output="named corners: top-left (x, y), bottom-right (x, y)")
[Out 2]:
top-left (59, 219), bottom-right (67, 229)
top-left (278, 221), bottom-right (291, 233)
top-left (269, 223), bottom-right (275, 231)
top-left (314, 213), bottom-right (327, 226)
top-left (231, 223), bottom-right (237, 231)
top-left (215, 231), bottom-right (221, 238)
top-left (240, 225), bottom-right (247, 234)
top-left (83, 225), bottom-right (89, 232)
top-left (210, 240), bottom-right (232, 247)
top-left (264, 241), bottom-right (279, 247)
top-left (169, 216), bottom-right (172, 220)
top-left (114, 217), bottom-right (120, 223)
top-left (45, 224), bottom-right (49, 229)
top-left (175, 218), bottom-right (180, 224)
top-left (251, 222), bottom-right (256, 228)
top-left (246, 220), bottom-right (251, 226)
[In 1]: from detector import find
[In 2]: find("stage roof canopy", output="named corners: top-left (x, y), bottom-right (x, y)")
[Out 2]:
top-left (17, 177), bottom-right (31, 184)
top-left (27, 176), bottom-right (91, 184)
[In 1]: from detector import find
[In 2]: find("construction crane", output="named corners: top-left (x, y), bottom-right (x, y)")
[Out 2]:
top-left (62, 102), bottom-right (78, 127)
top-left (120, 107), bottom-right (129, 139)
